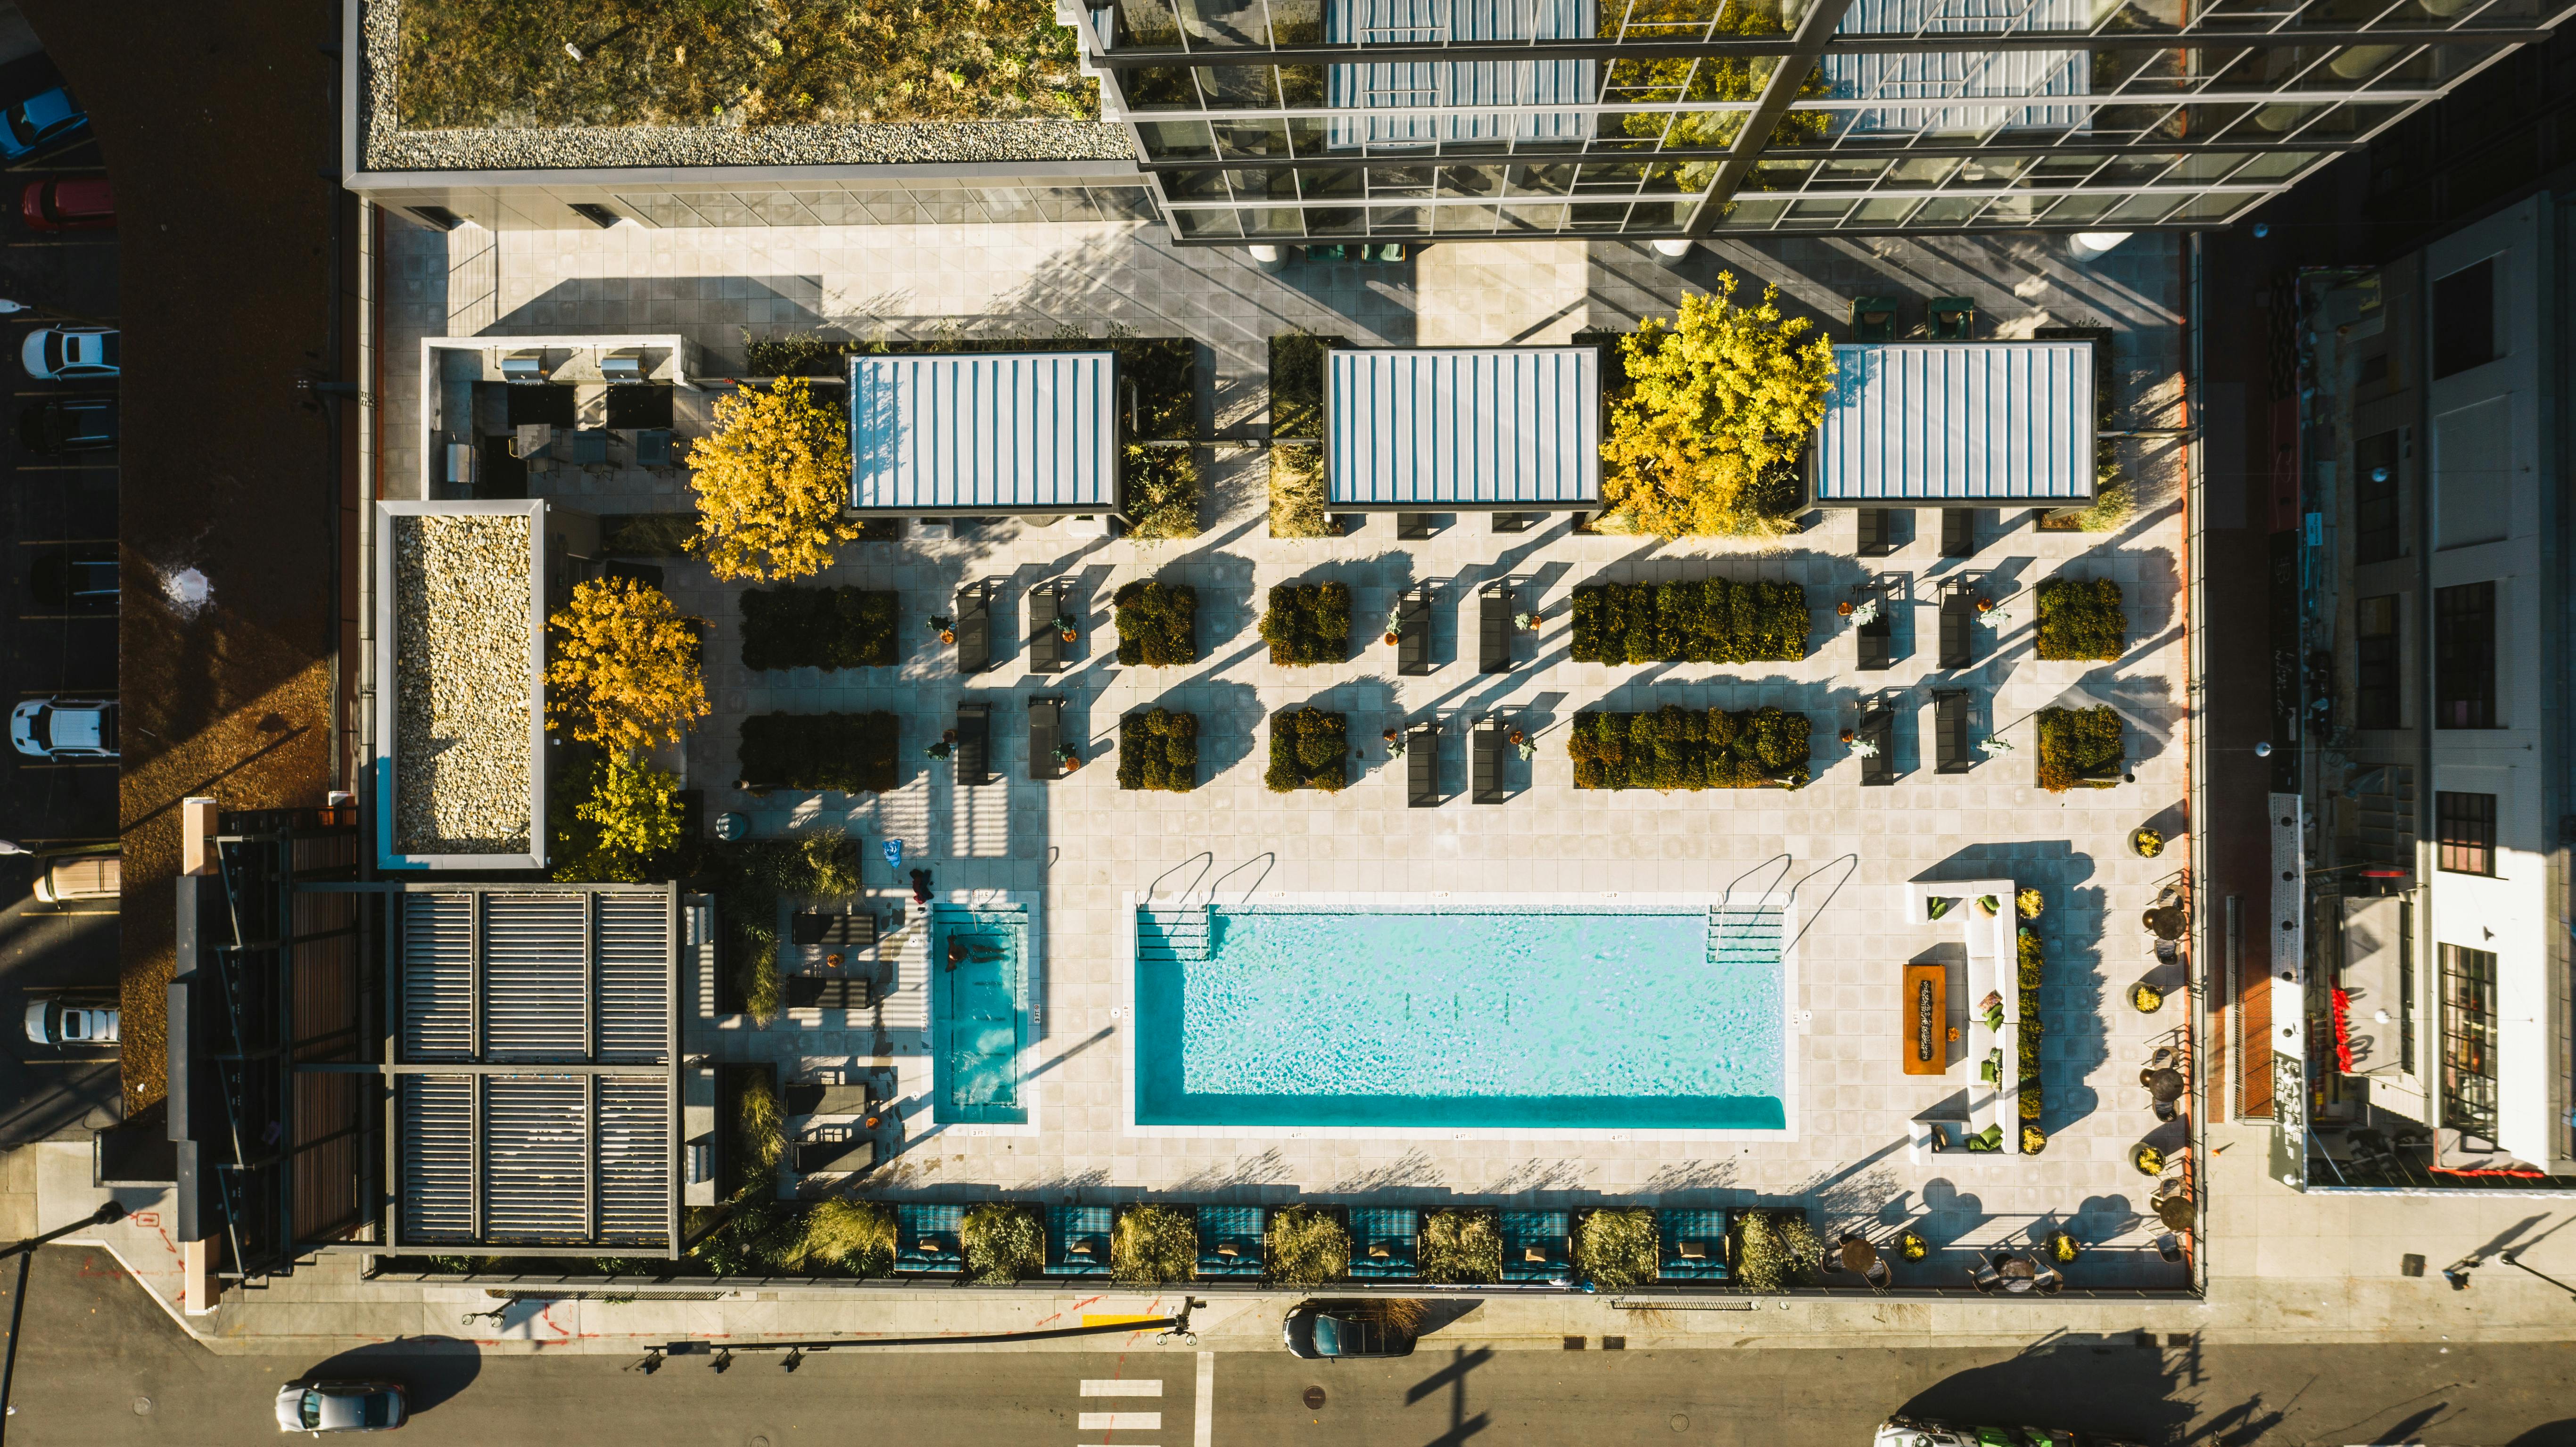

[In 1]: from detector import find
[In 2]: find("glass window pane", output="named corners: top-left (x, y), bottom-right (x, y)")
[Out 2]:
top-left (1500, 203), bottom-right (1569, 230)
top-left (1123, 68), bottom-right (1199, 110)
top-left (1172, 207), bottom-right (1243, 238)
top-left (1853, 197), bottom-right (1921, 224)
top-left (2102, 193), bottom-right (2184, 224)
top-left (2038, 193), bottom-right (2119, 223)
top-left (1215, 120), bottom-right (1291, 159)
top-left (1138, 120), bottom-right (1217, 160)
top-left (1196, 66), bottom-right (1277, 107)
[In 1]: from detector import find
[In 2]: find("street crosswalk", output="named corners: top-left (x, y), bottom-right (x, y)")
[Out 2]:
top-left (1072, 1354), bottom-right (1213, 1445)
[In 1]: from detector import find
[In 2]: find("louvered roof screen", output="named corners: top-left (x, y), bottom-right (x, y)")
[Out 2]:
top-left (1811, 342), bottom-right (2096, 503)
top-left (1327, 347), bottom-right (1601, 509)
top-left (848, 350), bottom-right (1118, 512)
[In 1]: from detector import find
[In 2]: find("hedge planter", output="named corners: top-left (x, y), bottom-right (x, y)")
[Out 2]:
top-left (1568, 580), bottom-right (1811, 665)
top-left (1261, 581), bottom-right (1352, 666)
top-left (739, 586), bottom-right (899, 671)
top-left (1268, 1204), bottom-right (1351, 1285)
top-left (2036, 706), bottom-right (2123, 792)
top-left (1569, 706), bottom-right (1811, 790)
top-left (736, 712), bottom-right (900, 794)
top-left (1113, 580), bottom-right (1198, 666)
top-left (1420, 1209), bottom-right (1502, 1284)
top-left (2018, 927), bottom-right (2045, 1126)
top-left (1266, 707), bottom-right (1349, 792)
top-left (2034, 577), bottom-right (2125, 661)
top-left (1119, 709), bottom-right (1199, 792)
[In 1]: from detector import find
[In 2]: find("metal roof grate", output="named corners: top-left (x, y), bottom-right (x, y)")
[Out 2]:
top-left (400, 893), bottom-right (473, 1061)
top-left (1328, 347), bottom-right (1602, 507)
top-left (481, 1080), bottom-right (588, 1242)
top-left (848, 352), bottom-right (1119, 513)
top-left (1812, 341), bottom-right (2095, 502)
top-left (594, 895), bottom-right (670, 1063)
top-left (397, 1076), bottom-right (473, 1243)
top-left (596, 1078), bottom-right (672, 1245)
top-left (480, 896), bottom-right (588, 1060)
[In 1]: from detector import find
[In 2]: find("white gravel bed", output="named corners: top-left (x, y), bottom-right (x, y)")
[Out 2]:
top-left (392, 514), bottom-right (533, 855)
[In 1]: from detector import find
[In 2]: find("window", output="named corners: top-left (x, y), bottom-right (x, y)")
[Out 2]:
top-left (2435, 790), bottom-right (2496, 875)
top-left (2355, 594), bottom-right (2401, 729)
top-left (2434, 581), bottom-right (2495, 728)
top-left (2396, 899), bottom-right (2415, 1075)
top-left (2354, 431), bottom-right (2401, 564)
top-left (2439, 944), bottom-right (2498, 1138)
top-left (2432, 258), bottom-right (2496, 378)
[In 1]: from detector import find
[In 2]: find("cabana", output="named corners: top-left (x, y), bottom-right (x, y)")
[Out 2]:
top-left (1811, 341), bottom-right (2095, 507)
top-left (848, 351), bottom-right (1119, 519)
top-left (1327, 346), bottom-right (1600, 513)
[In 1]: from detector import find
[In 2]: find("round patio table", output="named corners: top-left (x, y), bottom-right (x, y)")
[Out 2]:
top-left (1840, 1239), bottom-right (1879, 1274)
top-left (2147, 1069), bottom-right (2187, 1104)
top-left (2155, 1194), bottom-right (2197, 1231)
top-left (1997, 1257), bottom-right (2037, 1293)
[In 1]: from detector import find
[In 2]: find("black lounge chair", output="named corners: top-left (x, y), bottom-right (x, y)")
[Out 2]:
top-left (1398, 584), bottom-right (1432, 677)
top-left (1029, 696), bottom-right (1065, 781)
top-left (1941, 507), bottom-right (1975, 558)
top-left (1933, 690), bottom-right (1973, 774)
top-left (1858, 699), bottom-right (1895, 787)
top-left (1930, 296), bottom-right (1975, 340)
top-left (1856, 585), bottom-right (1892, 672)
top-left (1028, 579), bottom-right (1072, 675)
top-left (1939, 580), bottom-right (1976, 669)
top-left (955, 581), bottom-right (996, 675)
top-left (794, 1136), bottom-right (876, 1177)
top-left (791, 909), bottom-right (878, 954)
top-left (1472, 718), bottom-right (1507, 804)
top-left (786, 975), bottom-right (871, 1009)
top-left (784, 1081), bottom-right (876, 1117)
top-left (1479, 581), bottom-right (1512, 674)
top-left (1407, 721), bottom-right (1440, 807)
top-left (1858, 507), bottom-right (1894, 558)
top-left (955, 702), bottom-right (992, 785)
top-left (1397, 512), bottom-right (1434, 540)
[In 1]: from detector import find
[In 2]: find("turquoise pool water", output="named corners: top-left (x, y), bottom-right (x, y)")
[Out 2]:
top-left (931, 905), bottom-right (1029, 1125)
top-left (1134, 904), bottom-right (1785, 1130)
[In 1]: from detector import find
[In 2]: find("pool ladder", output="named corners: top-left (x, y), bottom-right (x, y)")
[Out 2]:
top-left (1708, 905), bottom-right (1783, 964)
top-left (1137, 906), bottom-right (1211, 962)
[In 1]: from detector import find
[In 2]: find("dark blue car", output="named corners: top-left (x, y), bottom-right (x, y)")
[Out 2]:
top-left (0, 87), bottom-right (86, 159)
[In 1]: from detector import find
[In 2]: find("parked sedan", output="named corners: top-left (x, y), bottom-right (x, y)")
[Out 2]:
top-left (23, 995), bottom-right (118, 1046)
top-left (275, 1381), bottom-right (407, 1435)
top-left (20, 326), bottom-right (118, 380)
top-left (0, 88), bottom-right (85, 160)
top-left (18, 395), bottom-right (117, 453)
top-left (1282, 1301), bottom-right (1416, 1359)
top-left (9, 697), bottom-right (116, 758)
top-left (19, 177), bottom-right (111, 230)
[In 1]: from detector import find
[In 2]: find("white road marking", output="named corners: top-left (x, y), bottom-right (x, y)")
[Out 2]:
top-left (1194, 1352), bottom-right (1215, 1447)
top-left (1078, 1412), bottom-right (1163, 1430)
top-left (1081, 1380), bottom-right (1164, 1397)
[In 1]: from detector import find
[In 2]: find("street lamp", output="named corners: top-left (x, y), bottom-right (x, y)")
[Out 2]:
top-left (0, 1200), bottom-right (126, 1441)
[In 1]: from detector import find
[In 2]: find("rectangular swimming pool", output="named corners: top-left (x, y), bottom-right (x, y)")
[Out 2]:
top-left (1133, 902), bottom-right (1787, 1131)
top-left (931, 904), bottom-right (1029, 1125)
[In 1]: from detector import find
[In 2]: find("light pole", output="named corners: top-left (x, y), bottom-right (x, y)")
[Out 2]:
top-left (0, 1200), bottom-right (127, 1442)
top-left (0, 298), bottom-right (106, 327)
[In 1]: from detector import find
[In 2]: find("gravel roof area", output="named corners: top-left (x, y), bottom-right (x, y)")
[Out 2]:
top-left (358, 1), bottom-right (1136, 171)
top-left (392, 514), bottom-right (534, 855)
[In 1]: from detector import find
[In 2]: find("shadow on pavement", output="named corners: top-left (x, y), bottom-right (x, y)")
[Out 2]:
top-left (1899, 1336), bottom-right (2192, 1445)
top-left (301, 1337), bottom-right (483, 1415)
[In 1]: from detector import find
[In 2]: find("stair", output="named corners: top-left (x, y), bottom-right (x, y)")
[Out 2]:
top-left (1709, 906), bottom-right (1783, 966)
top-left (1137, 906), bottom-right (1211, 963)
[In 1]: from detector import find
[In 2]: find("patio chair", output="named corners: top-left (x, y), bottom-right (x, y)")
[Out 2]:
top-left (784, 1081), bottom-right (876, 1117)
top-left (955, 581), bottom-right (997, 675)
top-left (2032, 1258), bottom-right (2065, 1295)
top-left (1941, 507), bottom-right (1975, 558)
top-left (569, 428), bottom-right (611, 467)
top-left (1967, 1256), bottom-right (2003, 1293)
top-left (1397, 584), bottom-right (1432, 677)
top-left (1850, 296), bottom-right (1901, 342)
top-left (1048, 1205), bottom-right (1114, 1277)
top-left (1858, 699), bottom-right (1896, 787)
top-left (1028, 579), bottom-right (1073, 675)
top-left (1029, 696), bottom-right (1065, 782)
top-left (1939, 581), bottom-right (1976, 670)
top-left (1407, 720), bottom-right (1440, 808)
top-left (1856, 585), bottom-right (1893, 672)
top-left (1857, 506), bottom-right (1894, 558)
top-left (1472, 717), bottom-right (1508, 805)
top-left (1930, 296), bottom-right (1976, 340)
top-left (785, 975), bottom-right (871, 1010)
top-left (1863, 1256), bottom-right (1892, 1291)
top-left (1933, 690), bottom-right (1974, 774)
top-left (1197, 1205), bottom-right (1266, 1278)
top-left (1348, 1207), bottom-right (1420, 1280)
top-left (1397, 512), bottom-right (1434, 540)
top-left (1658, 1209), bottom-right (1731, 1281)
top-left (955, 702), bottom-right (992, 786)
top-left (1500, 1209), bottom-right (1570, 1282)
top-left (899, 1203), bottom-right (966, 1272)
top-left (1479, 581), bottom-right (1513, 673)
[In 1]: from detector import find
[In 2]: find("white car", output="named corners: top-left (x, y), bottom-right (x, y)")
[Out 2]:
top-left (10, 697), bottom-right (116, 758)
top-left (24, 997), bottom-right (117, 1047)
top-left (275, 1381), bottom-right (406, 1435)
top-left (33, 851), bottom-right (118, 903)
top-left (20, 325), bottom-right (118, 380)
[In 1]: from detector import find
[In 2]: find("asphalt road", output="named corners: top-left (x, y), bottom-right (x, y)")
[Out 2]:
top-left (3, 1249), bottom-right (2572, 1447)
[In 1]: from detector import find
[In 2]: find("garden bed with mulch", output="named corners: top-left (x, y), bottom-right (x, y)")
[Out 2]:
top-left (2034, 577), bottom-right (2125, 661)
top-left (1113, 580), bottom-right (1197, 666)
top-left (736, 711), bottom-right (900, 793)
top-left (1261, 581), bottom-right (1351, 666)
top-left (1569, 580), bottom-right (1811, 665)
top-left (1570, 706), bottom-right (1811, 790)
top-left (2035, 705), bottom-right (2123, 792)
top-left (1265, 707), bottom-right (1348, 793)
top-left (1118, 709), bottom-right (1199, 792)
top-left (738, 586), bottom-right (898, 671)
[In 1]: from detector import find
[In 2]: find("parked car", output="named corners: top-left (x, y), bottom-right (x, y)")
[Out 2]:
top-left (1282, 1301), bottom-right (1416, 1359)
top-left (19, 177), bottom-right (110, 230)
top-left (20, 326), bottom-right (117, 380)
top-left (9, 697), bottom-right (116, 758)
top-left (23, 995), bottom-right (117, 1045)
top-left (0, 88), bottom-right (86, 160)
top-left (18, 395), bottom-right (117, 453)
top-left (275, 1381), bottom-right (407, 1435)
top-left (32, 851), bottom-right (117, 904)
top-left (1874, 1419), bottom-right (2150, 1447)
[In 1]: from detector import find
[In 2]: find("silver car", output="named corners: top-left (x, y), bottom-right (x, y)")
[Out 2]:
top-left (19, 325), bottom-right (117, 380)
top-left (9, 697), bottom-right (116, 758)
top-left (275, 1381), bottom-right (406, 1435)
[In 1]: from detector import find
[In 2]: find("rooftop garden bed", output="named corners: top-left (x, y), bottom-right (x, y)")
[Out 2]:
top-left (2034, 577), bottom-right (2125, 661)
top-left (2019, 924), bottom-right (2047, 1146)
top-left (1268, 331), bottom-right (1348, 442)
top-left (1731, 1209), bottom-right (1822, 1294)
top-left (1124, 445), bottom-right (1201, 541)
top-left (1570, 706), bottom-right (1811, 790)
top-left (1266, 707), bottom-right (1349, 793)
top-left (1261, 581), bottom-right (1352, 666)
top-left (1267, 1205), bottom-right (1350, 1286)
top-left (1118, 709), bottom-right (1199, 792)
top-left (2035, 706), bottom-right (2123, 792)
top-left (1576, 1209), bottom-right (1658, 1292)
top-left (1112, 1204), bottom-right (1198, 1285)
top-left (1268, 444), bottom-right (1337, 539)
top-left (962, 1202), bottom-right (1043, 1284)
top-left (738, 586), bottom-right (898, 671)
top-left (736, 711), bottom-right (900, 794)
top-left (1420, 1209), bottom-right (1502, 1284)
top-left (1112, 580), bottom-right (1197, 666)
top-left (1568, 580), bottom-right (1811, 665)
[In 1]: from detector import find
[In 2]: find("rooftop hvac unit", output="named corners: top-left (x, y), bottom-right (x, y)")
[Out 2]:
top-left (599, 349), bottom-right (646, 383)
top-left (500, 350), bottom-right (548, 384)
top-left (444, 442), bottom-right (477, 490)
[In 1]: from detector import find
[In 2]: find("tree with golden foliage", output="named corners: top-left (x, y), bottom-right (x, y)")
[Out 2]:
top-left (686, 376), bottom-right (857, 582)
top-left (545, 577), bottom-right (709, 751)
top-left (1600, 275), bottom-right (1837, 538)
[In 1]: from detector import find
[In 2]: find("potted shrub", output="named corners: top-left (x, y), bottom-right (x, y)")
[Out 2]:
top-left (1057, 613), bottom-right (1080, 645)
top-left (2132, 981), bottom-right (2166, 1013)
top-left (2045, 1229), bottom-right (2079, 1263)
top-left (2131, 826), bottom-right (2164, 858)
top-left (1894, 1227), bottom-right (1929, 1263)
top-left (1420, 1209), bottom-right (1503, 1284)
top-left (2132, 1144), bottom-right (2166, 1176)
top-left (1055, 742), bottom-right (1082, 773)
top-left (2016, 888), bottom-right (2043, 920)
top-left (2023, 1126), bottom-right (2048, 1154)
top-left (960, 1202), bottom-right (1044, 1284)
top-left (1516, 609), bottom-right (1540, 632)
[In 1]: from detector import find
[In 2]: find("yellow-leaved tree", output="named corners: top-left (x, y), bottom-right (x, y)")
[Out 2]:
top-left (1600, 274), bottom-right (1838, 538)
top-left (545, 576), bottom-right (709, 751)
top-left (686, 376), bottom-right (856, 581)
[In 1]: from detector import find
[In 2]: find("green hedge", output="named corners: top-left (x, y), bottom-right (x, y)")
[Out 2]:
top-left (1269, 332), bottom-right (1348, 441)
top-left (739, 586), bottom-right (898, 671)
top-left (1119, 709), bottom-right (1199, 792)
top-left (736, 712), bottom-right (900, 793)
top-left (1124, 445), bottom-right (1201, 540)
top-left (2035, 577), bottom-right (2125, 661)
top-left (1113, 580), bottom-right (1198, 666)
top-left (2018, 927), bottom-right (2045, 1123)
top-left (2035, 705), bottom-right (2123, 793)
top-left (1261, 581), bottom-right (1351, 666)
top-left (1266, 707), bottom-right (1348, 793)
top-left (1569, 706), bottom-right (1810, 790)
top-left (1568, 580), bottom-right (1811, 664)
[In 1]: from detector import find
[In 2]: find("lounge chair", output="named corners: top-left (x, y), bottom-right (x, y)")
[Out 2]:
top-left (1941, 507), bottom-right (1975, 558)
top-left (1858, 507), bottom-right (1894, 558)
top-left (1029, 696), bottom-right (1065, 782)
top-left (1397, 584), bottom-right (1432, 677)
top-left (955, 702), bottom-right (992, 785)
top-left (1856, 585), bottom-right (1892, 672)
top-left (1479, 581), bottom-right (1513, 673)
top-left (1347, 1207), bottom-right (1420, 1279)
top-left (1850, 296), bottom-right (1900, 342)
top-left (1197, 1205), bottom-right (1266, 1278)
top-left (1407, 720), bottom-right (1440, 808)
top-left (1658, 1209), bottom-right (1732, 1281)
top-left (793, 1136), bottom-right (875, 1177)
top-left (1397, 512), bottom-right (1434, 540)
top-left (785, 975), bottom-right (871, 1010)
top-left (1939, 579), bottom-right (1976, 669)
top-left (1028, 579), bottom-right (1072, 675)
top-left (1048, 1205), bottom-right (1114, 1277)
top-left (1500, 1209), bottom-right (1570, 1282)
top-left (1933, 690), bottom-right (1973, 774)
top-left (784, 1081), bottom-right (875, 1117)
top-left (1472, 718), bottom-right (1507, 804)
top-left (955, 581), bottom-right (996, 675)
top-left (1858, 699), bottom-right (1896, 787)
top-left (898, 1203), bottom-right (966, 1272)
top-left (1930, 296), bottom-right (1975, 340)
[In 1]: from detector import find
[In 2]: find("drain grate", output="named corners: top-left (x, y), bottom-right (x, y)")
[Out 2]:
top-left (1562, 1335), bottom-right (1586, 1350)
top-left (1602, 1335), bottom-right (1627, 1351)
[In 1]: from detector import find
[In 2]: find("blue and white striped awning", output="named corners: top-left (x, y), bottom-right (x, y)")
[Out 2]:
top-left (1812, 342), bottom-right (2095, 503)
top-left (1325, 0), bottom-right (1594, 148)
top-left (1823, 0), bottom-right (2092, 136)
top-left (848, 351), bottom-right (1117, 512)
top-left (1327, 346), bottom-right (1600, 508)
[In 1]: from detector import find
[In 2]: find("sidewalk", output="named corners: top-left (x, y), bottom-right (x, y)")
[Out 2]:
top-left (36, 1120), bottom-right (2576, 1358)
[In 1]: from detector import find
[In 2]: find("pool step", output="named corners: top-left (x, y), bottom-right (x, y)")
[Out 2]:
top-left (1708, 907), bottom-right (1784, 965)
top-left (1137, 906), bottom-right (1212, 962)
